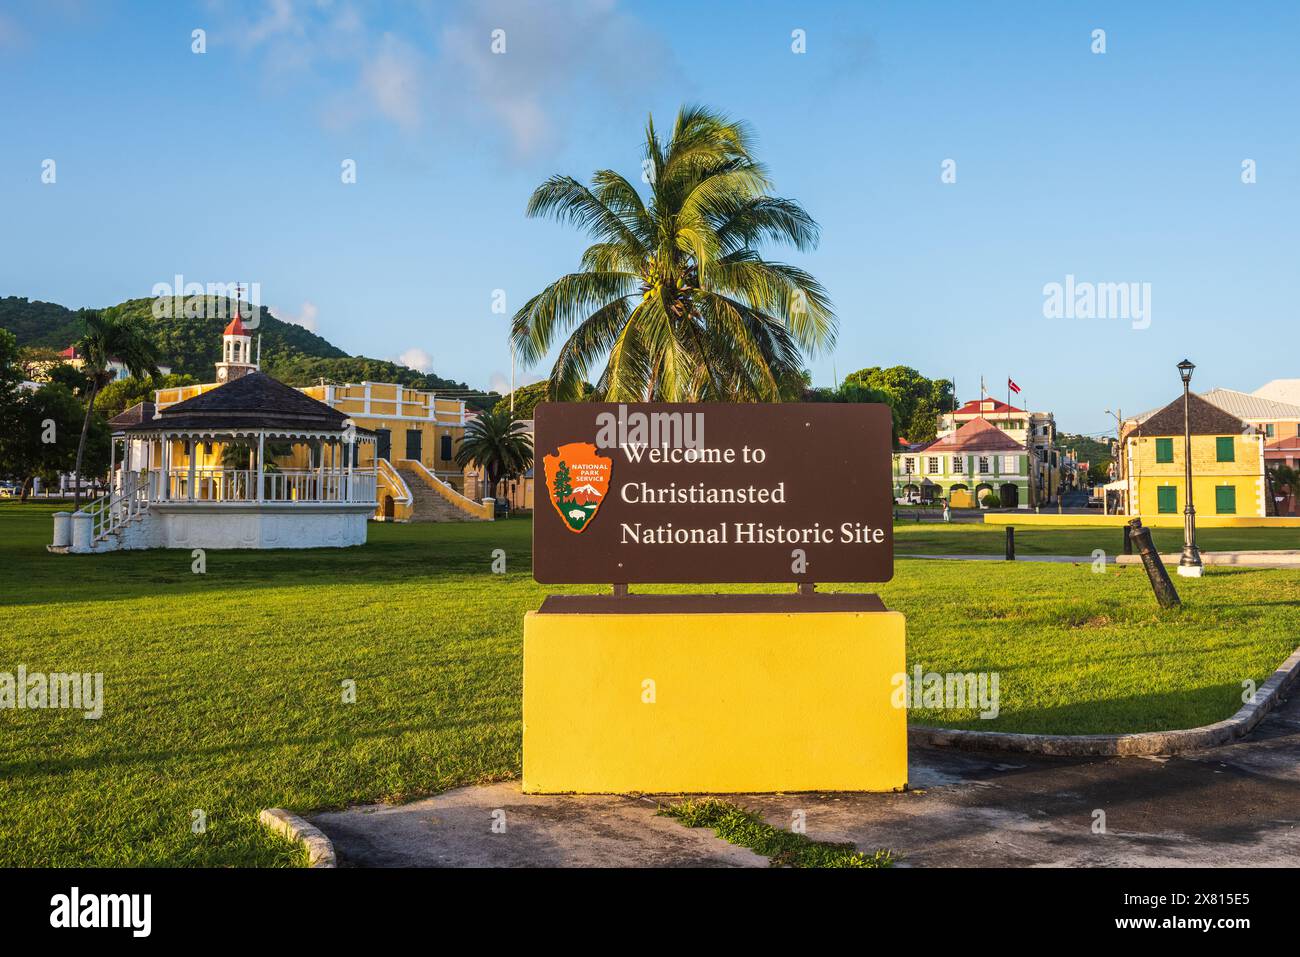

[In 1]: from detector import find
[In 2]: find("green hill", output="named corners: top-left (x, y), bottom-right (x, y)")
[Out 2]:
top-left (0, 294), bottom-right (496, 408)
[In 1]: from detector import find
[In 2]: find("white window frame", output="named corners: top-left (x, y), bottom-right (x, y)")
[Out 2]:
top-left (977, 456), bottom-right (990, 474)
top-left (1003, 454), bottom-right (1018, 473)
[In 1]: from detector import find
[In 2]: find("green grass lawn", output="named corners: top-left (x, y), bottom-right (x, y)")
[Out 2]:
top-left (1, 502), bottom-right (1297, 866)
top-left (895, 521), bottom-right (1299, 555)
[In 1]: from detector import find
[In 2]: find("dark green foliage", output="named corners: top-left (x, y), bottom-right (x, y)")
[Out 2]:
top-left (1, 295), bottom-right (495, 409)
top-left (843, 366), bottom-right (954, 445)
top-left (94, 373), bottom-right (200, 419)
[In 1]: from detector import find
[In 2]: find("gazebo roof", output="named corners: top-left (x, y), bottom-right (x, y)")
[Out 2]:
top-left (121, 372), bottom-right (368, 435)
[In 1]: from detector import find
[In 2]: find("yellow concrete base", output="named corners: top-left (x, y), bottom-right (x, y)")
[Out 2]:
top-left (522, 608), bottom-right (907, 793)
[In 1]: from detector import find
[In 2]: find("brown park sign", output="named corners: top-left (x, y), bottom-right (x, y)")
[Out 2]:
top-left (533, 402), bottom-right (894, 585)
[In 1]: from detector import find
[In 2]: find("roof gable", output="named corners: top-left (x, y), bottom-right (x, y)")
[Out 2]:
top-left (924, 417), bottom-right (1025, 453)
top-left (952, 398), bottom-right (1025, 416)
top-left (108, 401), bottom-right (156, 429)
top-left (1132, 392), bottom-right (1246, 437)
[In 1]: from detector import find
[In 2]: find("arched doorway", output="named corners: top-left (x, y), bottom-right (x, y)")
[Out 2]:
top-left (975, 483), bottom-right (994, 507)
top-left (382, 495), bottom-right (395, 521)
top-left (999, 483), bottom-right (1019, 508)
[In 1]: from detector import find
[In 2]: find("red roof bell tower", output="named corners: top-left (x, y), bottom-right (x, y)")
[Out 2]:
top-left (216, 286), bottom-right (259, 383)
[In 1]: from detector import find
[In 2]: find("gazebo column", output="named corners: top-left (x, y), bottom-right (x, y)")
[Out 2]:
top-left (109, 436), bottom-right (116, 495)
top-left (257, 433), bottom-right (265, 503)
top-left (317, 438), bottom-right (326, 500)
top-left (187, 437), bottom-right (196, 501)
top-left (345, 435), bottom-right (354, 502)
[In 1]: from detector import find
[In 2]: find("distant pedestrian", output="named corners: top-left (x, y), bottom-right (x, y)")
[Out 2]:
top-left (942, 499), bottom-right (951, 523)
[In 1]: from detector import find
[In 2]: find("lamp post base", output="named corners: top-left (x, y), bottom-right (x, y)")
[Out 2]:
top-left (1176, 563), bottom-right (1204, 578)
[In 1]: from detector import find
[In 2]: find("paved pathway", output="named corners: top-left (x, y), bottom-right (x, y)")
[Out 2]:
top-left (312, 691), bottom-right (1300, 867)
top-left (902, 551), bottom-right (1300, 568)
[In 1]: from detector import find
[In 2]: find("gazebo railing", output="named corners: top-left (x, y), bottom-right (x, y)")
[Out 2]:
top-left (156, 468), bottom-right (377, 504)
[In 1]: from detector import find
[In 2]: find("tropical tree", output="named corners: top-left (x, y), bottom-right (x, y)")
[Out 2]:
top-left (1268, 464), bottom-right (1300, 515)
top-left (512, 104), bottom-right (836, 402)
top-left (70, 309), bottom-right (159, 510)
top-left (453, 405), bottom-right (534, 501)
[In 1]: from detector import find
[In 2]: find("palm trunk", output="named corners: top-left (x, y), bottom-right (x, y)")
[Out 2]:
top-left (73, 379), bottom-right (99, 512)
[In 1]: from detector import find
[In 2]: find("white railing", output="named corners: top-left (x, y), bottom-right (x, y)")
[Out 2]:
top-left (156, 468), bottom-right (377, 504)
top-left (85, 469), bottom-right (152, 543)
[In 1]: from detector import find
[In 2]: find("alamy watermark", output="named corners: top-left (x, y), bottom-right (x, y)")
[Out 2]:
top-left (892, 666), bottom-right (1000, 718)
top-left (150, 275), bottom-right (262, 323)
top-left (1, 665), bottom-right (104, 719)
top-left (1042, 274), bottom-right (1151, 330)
top-left (594, 404), bottom-right (705, 452)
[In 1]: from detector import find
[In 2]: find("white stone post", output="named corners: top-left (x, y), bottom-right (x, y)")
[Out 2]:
top-left (52, 512), bottom-right (71, 548)
top-left (70, 511), bottom-right (93, 552)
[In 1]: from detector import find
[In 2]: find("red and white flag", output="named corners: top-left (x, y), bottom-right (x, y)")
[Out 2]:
top-left (1008, 377), bottom-right (1021, 394)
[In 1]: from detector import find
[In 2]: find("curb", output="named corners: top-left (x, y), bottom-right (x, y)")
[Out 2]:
top-left (258, 808), bottom-right (337, 867)
top-left (909, 644), bottom-right (1300, 757)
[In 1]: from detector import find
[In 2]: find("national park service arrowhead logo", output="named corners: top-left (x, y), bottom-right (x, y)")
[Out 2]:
top-left (543, 442), bottom-right (612, 533)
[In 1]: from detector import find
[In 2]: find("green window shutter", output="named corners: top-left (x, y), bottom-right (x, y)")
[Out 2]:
top-left (1215, 485), bottom-right (1236, 514)
top-left (1157, 486), bottom-right (1177, 513)
top-left (1155, 438), bottom-right (1173, 463)
top-left (1216, 436), bottom-right (1235, 462)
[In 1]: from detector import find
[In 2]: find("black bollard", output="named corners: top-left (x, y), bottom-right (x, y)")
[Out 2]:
top-left (1122, 525), bottom-right (1133, 555)
top-left (1128, 519), bottom-right (1180, 608)
top-left (1005, 526), bottom-right (1015, 561)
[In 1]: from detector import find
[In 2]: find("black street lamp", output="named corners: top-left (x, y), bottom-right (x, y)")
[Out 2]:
top-left (1177, 359), bottom-right (1203, 577)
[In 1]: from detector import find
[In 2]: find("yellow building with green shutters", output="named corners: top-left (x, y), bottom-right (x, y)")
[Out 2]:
top-left (1123, 392), bottom-right (1265, 519)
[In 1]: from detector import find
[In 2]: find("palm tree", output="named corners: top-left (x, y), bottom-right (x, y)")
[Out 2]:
top-left (71, 309), bottom-right (159, 510)
top-left (512, 105), bottom-right (836, 402)
top-left (454, 405), bottom-right (534, 501)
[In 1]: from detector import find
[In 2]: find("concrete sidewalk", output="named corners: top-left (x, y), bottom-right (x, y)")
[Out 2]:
top-left (902, 551), bottom-right (1300, 568)
top-left (311, 784), bottom-right (767, 867)
top-left (311, 691), bottom-right (1300, 867)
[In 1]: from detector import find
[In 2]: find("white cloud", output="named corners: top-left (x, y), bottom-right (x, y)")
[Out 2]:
top-left (269, 301), bottom-right (319, 333)
top-left (360, 33), bottom-right (424, 129)
top-left (398, 347), bottom-right (435, 373)
top-left (488, 369), bottom-right (544, 394)
top-left (215, 0), bottom-right (669, 158)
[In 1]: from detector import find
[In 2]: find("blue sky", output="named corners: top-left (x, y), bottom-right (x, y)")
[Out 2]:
top-left (2, 0), bottom-right (1297, 436)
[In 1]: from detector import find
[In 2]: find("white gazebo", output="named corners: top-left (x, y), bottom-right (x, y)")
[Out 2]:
top-left (51, 372), bottom-right (378, 553)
